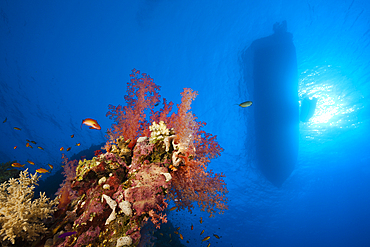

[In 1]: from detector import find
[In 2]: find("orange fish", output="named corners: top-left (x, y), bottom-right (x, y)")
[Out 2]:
top-left (48, 164), bottom-right (53, 169)
top-left (27, 160), bottom-right (35, 165)
top-left (170, 206), bottom-right (177, 211)
top-left (200, 217), bottom-right (203, 224)
top-left (14, 146), bottom-right (17, 149)
top-left (37, 146), bottom-right (44, 150)
top-left (71, 134), bottom-right (74, 138)
top-left (3, 117), bottom-right (7, 123)
top-left (26, 143), bottom-right (33, 148)
top-left (66, 147), bottom-right (71, 151)
top-left (81, 118), bottom-right (101, 130)
top-left (11, 162), bottom-right (24, 168)
top-left (30, 141), bottom-right (37, 144)
top-left (213, 234), bottom-right (220, 239)
top-left (174, 231), bottom-right (178, 235)
top-left (60, 147), bottom-right (64, 151)
top-left (13, 127), bottom-right (21, 130)
top-left (207, 243), bottom-right (211, 247)
top-left (202, 236), bottom-right (210, 242)
top-left (76, 143), bottom-right (81, 146)
top-left (179, 233), bottom-right (183, 240)
top-left (36, 168), bottom-right (49, 173)
top-left (200, 229), bottom-right (204, 235)
top-left (191, 224), bottom-right (193, 230)
top-left (176, 227), bottom-right (180, 231)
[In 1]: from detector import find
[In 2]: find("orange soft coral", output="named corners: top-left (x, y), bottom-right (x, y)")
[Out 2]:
top-left (106, 70), bottom-right (228, 217)
top-left (106, 69), bottom-right (161, 146)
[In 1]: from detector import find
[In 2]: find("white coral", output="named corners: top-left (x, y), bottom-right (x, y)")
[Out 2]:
top-left (0, 169), bottom-right (58, 244)
top-left (118, 200), bottom-right (132, 217)
top-left (149, 121), bottom-right (170, 143)
top-left (160, 172), bottom-right (172, 182)
top-left (116, 236), bottom-right (132, 247)
top-left (102, 194), bottom-right (117, 225)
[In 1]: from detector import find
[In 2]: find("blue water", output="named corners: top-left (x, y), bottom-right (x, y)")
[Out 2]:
top-left (1, 1), bottom-right (369, 246)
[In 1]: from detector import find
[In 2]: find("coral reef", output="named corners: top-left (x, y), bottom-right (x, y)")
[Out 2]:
top-left (0, 169), bottom-right (58, 245)
top-left (0, 70), bottom-right (227, 247)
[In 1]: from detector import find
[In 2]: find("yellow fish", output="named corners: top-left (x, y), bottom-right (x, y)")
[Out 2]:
top-left (200, 229), bottom-right (204, 235)
top-left (237, 101), bottom-right (253, 107)
top-left (14, 146), bottom-right (17, 149)
top-left (48, 164), bottom-right (53, 169)
top-left (14, 127), bottom-right (21, 130)
top-left (207, 243), bottom-right (211, 247)
top-left (37, 146), bottom-right (44, 150)
top-left (27, 160), bottom-right (35, 165)
top-left (76, 143), bottom-right (81, 146)
top-left (213, 234), bottom-right (220, 239)
top-left (202, 236), bottom-right (210, 242)
top-left (60, 147), bottom-right (64, 151)
top-left (36, 168), bottom-right (49, 173)
top-left (179, 233), bottom-right (183, 240)
top-left (11, 162), bottom-right (24, 168)
top-left (200, 217), bottom-right (203, 224)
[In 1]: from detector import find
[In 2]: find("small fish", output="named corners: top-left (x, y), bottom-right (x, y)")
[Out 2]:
top-left (237, 101), bottom-right (253, 108)
top-left (60, 147), bottom-right (64, 151)
top-left (3, 117), bottom-right (7, 123)
top-left (27, 160), bottom-right (35, 165)
top-left (207, 243), bottom-right (211, 247)
top-left (36, 168), bottom-right (49, 173)
top-left (11, 162), bottom-right (24, 168)
top-left (159, 233), bottom-right (163, 236)
top-left (26, 143), bottom-right (33, 148)
top-left (30, 141), bottom-right (37, 144)
top-left (200, 217), bottom-right (203, 224)
top-left (200, 229), bottom-right (204, 235)
top-left (14, 127), bottom-right (21, 130)
top-left (48, 164), bottom-right (53, 169)
top-left (202, 236), bottom-right (210, 242)
top-left (58, 231), bottom-right (76, 238)
top-left (174, 231), bottom-right (179, 235)
top-left (169, 206), bottom-right (177, 211)
top-left (81, 118), bottom-right (101, 130)
top-left (66, 147), bottom-right (71, 151)
top-left (71, 134), bottom-right (74, 138)
top-left (14, 146), bottom-right (17, 149)
top-left (179, 233), bottom-right (183, 240)
top-left (213, 234), bottom-right (220, 239)
top-left (37, 146), bottom-right (44, 150)
top-left (169, 234), bottom-right (171, 238)
top-left (76, 143), bottom-right (81, 146)
top-left (191, 224), bottom-right (193, 230)
top-left (176, 227), bottom-right (180, 231)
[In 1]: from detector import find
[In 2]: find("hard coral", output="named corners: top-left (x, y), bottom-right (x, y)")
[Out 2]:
top-left (0, 169), bottom-right (58, 245)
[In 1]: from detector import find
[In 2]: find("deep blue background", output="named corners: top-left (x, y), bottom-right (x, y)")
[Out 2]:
top-left (1, 1), bottom-right (369, 246)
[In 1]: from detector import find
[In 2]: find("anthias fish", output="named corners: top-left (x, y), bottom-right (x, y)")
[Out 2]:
top-left (36, 168), bottom-right (49, 173)
top-left (11, 162), bottom-right (24, 168)
top-left (81, 118), bottom-right (101, 130)
top-left (202, 236), bottom-right (210, 242)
